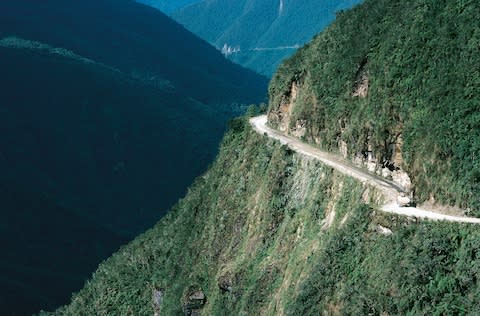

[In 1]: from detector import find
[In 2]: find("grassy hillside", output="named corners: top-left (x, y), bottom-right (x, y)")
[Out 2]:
top-left (49, 117), bottom-right (480, 315)
top-left (268, 0), bottom-right (480, 214)
top-left (0, 0), bottom-right (267, 105)
top-left (173, 0), bottom-right (362, 75)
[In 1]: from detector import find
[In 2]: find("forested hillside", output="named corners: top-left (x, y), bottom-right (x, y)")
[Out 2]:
top-left (49, 116), bottom-right (480, 316)
top-left (1, 0), bottom-right (267, 105)
top-left (173, 0), bottom-right (362, 75)
top-left (50, 0), bottom-right (480, 314)
top-left (136, 0), bottom-right (200, 13)
top-left (0, 0), bottom-right (267, 314)
top-left (0, 40), bottom-right (223, 315)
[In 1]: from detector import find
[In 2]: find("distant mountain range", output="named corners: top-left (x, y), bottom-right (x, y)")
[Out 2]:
top-left (136, 0), bottom-right (200, 13)
top-left (0, 0), bottom-right (267, 314)
top-left (172, 0), bottom-right (363, 76)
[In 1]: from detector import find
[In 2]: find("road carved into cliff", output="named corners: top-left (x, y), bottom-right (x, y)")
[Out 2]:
top-left (250, 115), bottom-right (480, 224)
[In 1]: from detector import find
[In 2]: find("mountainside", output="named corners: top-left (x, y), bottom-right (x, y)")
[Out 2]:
top-left (268, 0), bottom-right (480, 215)
top-left (50, 0), bottom-right (480, 315)
top-left (136, 0), bottom-right (200, 13)
top-left (1, 0), bottom-right (267, 105)
top-left (0, 40), bottom-right (221, 316)
top-left (0, 178), bottom-right (126, 316)
top-left (0, 0), bottom-right (267, 314)
top-left (173, 0), bottom-right (362, 76)
top-left (49, 116), bottom-right (480, 316)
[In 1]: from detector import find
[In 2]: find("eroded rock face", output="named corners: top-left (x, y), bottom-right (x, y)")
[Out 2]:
top-left (291, 119), bottom-right (307, 138)
top-left (267, 60), bottom-right (413, 198)
top-left (397, 193), bottom-right (412, 207)
top-left (182, 290), bottom-right (206, 316)
top-left (352, 72), bottom-right (369, 98)
top-left (348, 132), bottom-right (412, 193)
top-left (268, 81), bottom-right (299, 132)
top-left (152, 288), bottom-right (164, 316)
top-left (352, 57), bottom-right (369, 98)
top-left (339, 140), bottom-right (348, 159)
top-left (392, 170), bottom-right (412, 192)
top-left (218, 275), bottom-right (233, 293)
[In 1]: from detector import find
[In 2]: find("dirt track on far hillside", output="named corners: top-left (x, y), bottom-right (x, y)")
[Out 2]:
top-left (250, 115), bottom-right (480, 224)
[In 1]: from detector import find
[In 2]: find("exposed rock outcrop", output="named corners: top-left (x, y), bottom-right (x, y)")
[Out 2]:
top-left (268, 81), bottom-right (299, 132)
top-left (352, 58), bottom-right (369, 98)
top-left (182, 290), bottom-right (206, 316)
top-left (218, 274), bottom-right (233, 293)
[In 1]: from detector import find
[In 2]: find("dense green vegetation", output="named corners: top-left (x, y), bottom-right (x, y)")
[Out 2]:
top-left (1, 1), bottom-right (267, 313)
top-left (9, 0), bottom-right (478, 314)
top-left (269, 0), bottom-right (480, 214)
top-left (50, 117), bottom-right (480, 315)
top-left (173, 0), bottom-right (362, 76)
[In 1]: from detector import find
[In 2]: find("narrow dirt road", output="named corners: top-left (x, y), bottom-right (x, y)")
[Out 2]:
top-left (250, 115), bottom-right (480, 224)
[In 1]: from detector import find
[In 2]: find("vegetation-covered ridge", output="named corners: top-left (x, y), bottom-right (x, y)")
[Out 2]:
top-left (1, 0), bottom-right (268, 105)
top-left (50, 116), bottom-right (480, 315)
top-left (0, 42), bottom-right (224, 314)
top-left (268, 0), bottom-right (480, 214)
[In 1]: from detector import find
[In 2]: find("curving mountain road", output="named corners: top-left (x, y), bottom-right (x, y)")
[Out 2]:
top-left (250, 115), bottom-right (480, 224)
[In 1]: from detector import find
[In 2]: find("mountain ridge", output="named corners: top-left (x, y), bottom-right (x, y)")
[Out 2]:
top-left (0, 0), bottom-right (267, 313)
top-left (47, 0), bottom-right (480, 315)
top-left (173, 0), bottom-right (362, 75)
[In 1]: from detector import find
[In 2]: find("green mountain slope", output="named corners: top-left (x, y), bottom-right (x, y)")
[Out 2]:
top-left (0, 45), bottom-right (224, 235)
top-left (48, 0), bottom-right (480, 314)
top-left (173, 0), bottom-right (362, 76)
top-left (268, 0), bottom-right (480, 214)
top-left (1, 1), bottom-right (267, 312)
top-left (1, 0), bottom-right (267, 105)
top-left (49, 117), bottom-right (480, 316)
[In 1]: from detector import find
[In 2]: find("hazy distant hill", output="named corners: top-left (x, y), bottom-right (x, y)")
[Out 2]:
top-left (136, 0), bottom-right (200, 13)
top-left (0, 0), bottom-right (267, 314)
top-left (1, 0), bottom-right (267, 105)
top-left (173, 0), bottom-right (362, 76)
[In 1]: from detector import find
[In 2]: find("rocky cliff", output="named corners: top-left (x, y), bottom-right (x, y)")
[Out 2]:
top-left (268, 0), bottom-right (480, 214)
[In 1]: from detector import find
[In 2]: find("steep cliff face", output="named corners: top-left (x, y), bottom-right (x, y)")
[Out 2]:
top-left (268, 0), bottom-right (480, 213)
top-left (268, 76), bottom-right (412, 193)
top-left (48, 118), bottom-right (480, 315)
top-left (45, 0), bottom-right (480, 314)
